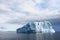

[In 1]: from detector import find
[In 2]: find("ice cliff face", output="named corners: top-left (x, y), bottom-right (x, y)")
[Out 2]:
top-left (34, 21), bottom-right (55, 33)
top-left (17, 21), bottom-right (55, 33)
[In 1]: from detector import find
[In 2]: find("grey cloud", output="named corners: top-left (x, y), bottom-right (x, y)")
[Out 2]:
top-left (49, 18), bottom-right (60, 25)
top-left (0, 27), bottom-right (6, 29)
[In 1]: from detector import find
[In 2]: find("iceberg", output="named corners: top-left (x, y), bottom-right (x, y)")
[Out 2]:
top-left (17, 21), bottom-right (55, 33)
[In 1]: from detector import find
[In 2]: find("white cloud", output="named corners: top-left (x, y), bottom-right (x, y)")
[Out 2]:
top-left (0, 4), bottom-right (11, 11)
top-left (0, 0), bottom-right (60, 31)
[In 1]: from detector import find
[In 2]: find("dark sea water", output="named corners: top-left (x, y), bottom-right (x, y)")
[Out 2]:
top-left (0, 31), bottom-right (60, 40)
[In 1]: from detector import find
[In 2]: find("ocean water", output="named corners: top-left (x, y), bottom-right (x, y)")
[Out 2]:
top-left (0, 31), bottom-right (60, 40)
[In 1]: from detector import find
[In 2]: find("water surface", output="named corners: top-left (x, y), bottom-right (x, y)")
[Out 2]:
top-left (0, 31), bottom-right (60, 40)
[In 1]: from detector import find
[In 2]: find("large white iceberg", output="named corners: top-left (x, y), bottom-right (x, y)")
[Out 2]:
top-left (17, 21), bottom-right (55, 33)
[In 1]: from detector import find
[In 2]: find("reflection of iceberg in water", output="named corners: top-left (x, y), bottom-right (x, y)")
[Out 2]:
top-left (17, 21), bottom-right (55, 33)
top-left (36, 33), bottom-right (54, 40)
top-left (17, 32), bottom-right (54, 40)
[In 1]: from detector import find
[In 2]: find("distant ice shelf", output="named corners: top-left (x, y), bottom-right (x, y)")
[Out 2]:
top-left (17, 21), bottom-right (55, 33)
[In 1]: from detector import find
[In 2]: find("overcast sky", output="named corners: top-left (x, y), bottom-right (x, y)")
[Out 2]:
top-left (0, 0), bottom-right (60, 31)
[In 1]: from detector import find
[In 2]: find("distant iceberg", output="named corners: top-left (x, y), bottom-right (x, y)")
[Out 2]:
top-left (17, 21), bottom-right (55, 33)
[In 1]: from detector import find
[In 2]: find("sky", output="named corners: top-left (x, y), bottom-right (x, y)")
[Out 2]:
top-left (0, 0), bottom-right (60, 31)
